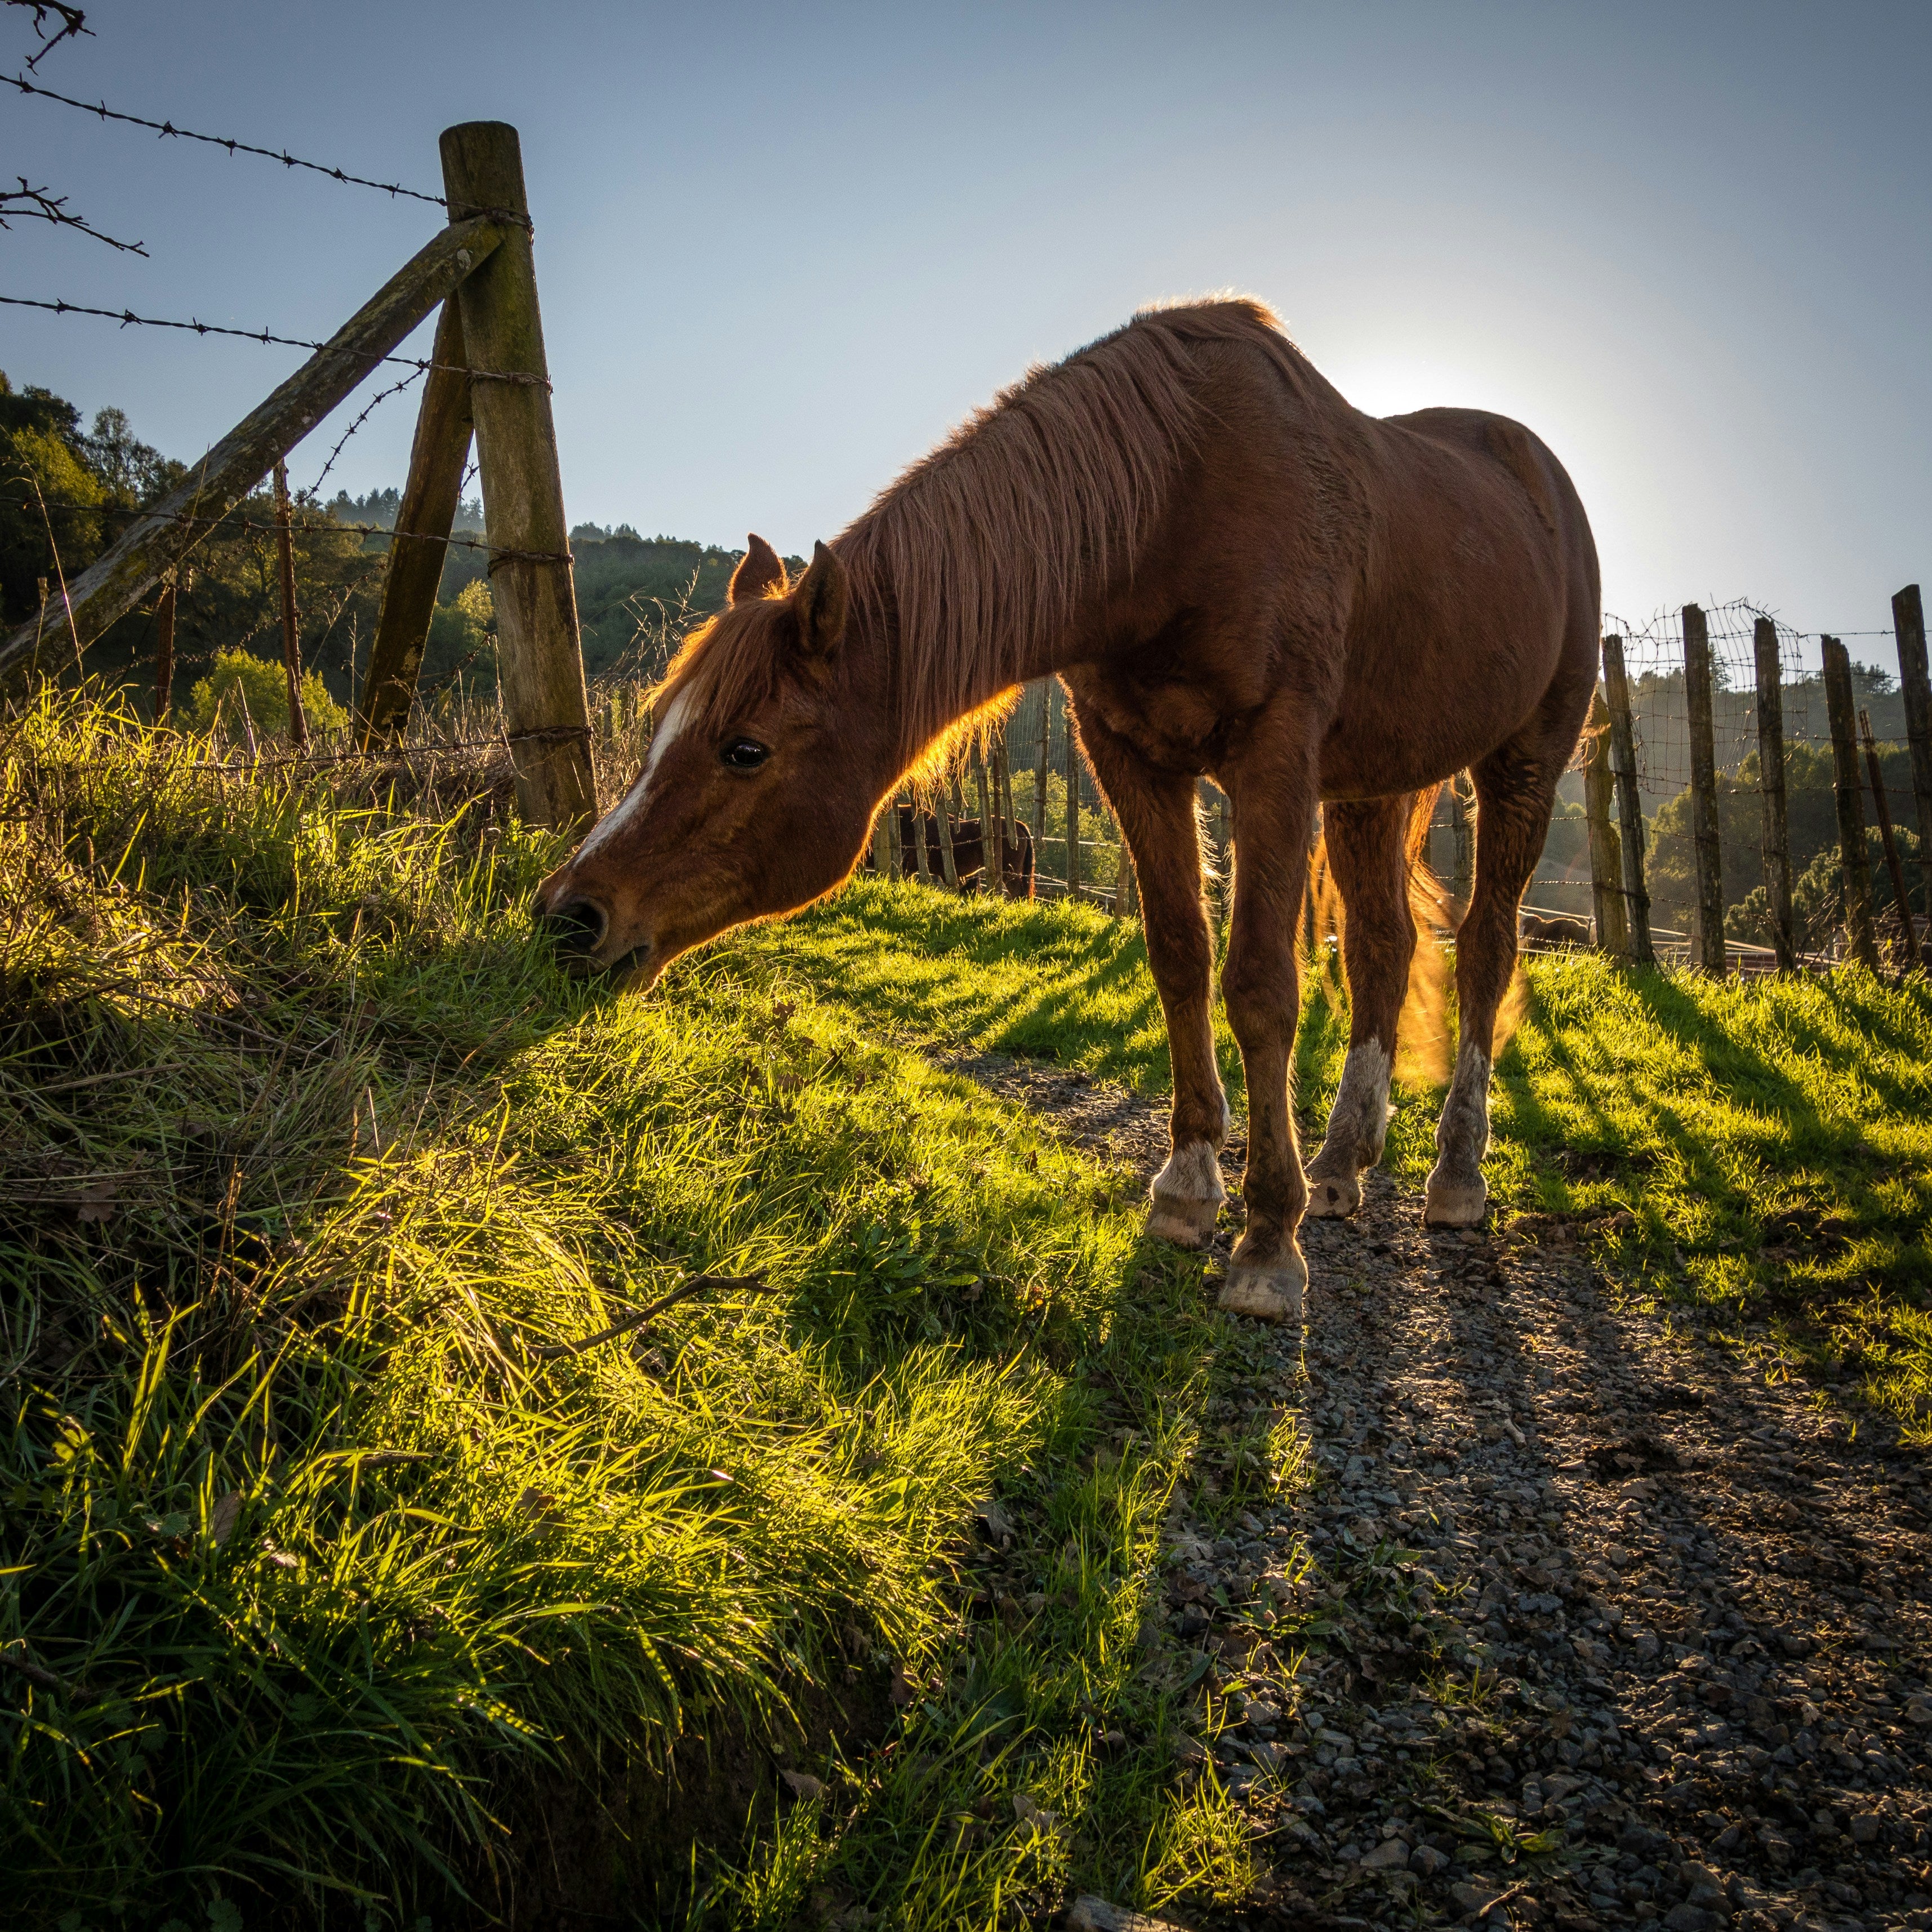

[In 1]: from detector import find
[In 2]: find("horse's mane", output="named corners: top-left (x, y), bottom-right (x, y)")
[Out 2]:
top-left (657, 296), bottom-right (1289, 763)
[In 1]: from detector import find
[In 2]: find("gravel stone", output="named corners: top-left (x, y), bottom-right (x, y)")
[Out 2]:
top-left (946, 1058), bottom-right (1932, 1932)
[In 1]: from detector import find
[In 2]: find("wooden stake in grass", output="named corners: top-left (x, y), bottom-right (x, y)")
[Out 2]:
top-left (1034, 680), bottom-right (1050, 845)
top-left (153, 571), bottom-right (176, 719)
top-left (1065, 715), bottom-right (1083, 900)
top-left (1822, 636), bottom-right (1881, 972)
top-left (933, 785), bottom-right (961, 891)
top-left (1601, 635), bottom-right (1653, 965)
top-left (441, 121), bottom-right (595, 833)
top-left (1893, 584), bottom-right (1932, 936)
top-left (273, 462), bottom-right (308, 751)
top-left (1583, 690), bottom-right (1627, 955)
top-left (973, 750), bottom-right (992, 894)
top-left (1752, 616), bottom-right (1796, 971)
top-left (910, 796), bottom-right (933, 886)
top-left (1860, 705), bottom-right (1918, 973)
top-left (1682, 603), bottom-right (1725, 973)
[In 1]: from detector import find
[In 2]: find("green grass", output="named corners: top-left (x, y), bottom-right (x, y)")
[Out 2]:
top-left (7, 692), bottom-right (1929, 1929)
top-left (756, 879), bottom-right (1932, 1436)
top-left (1, 694), bottom-right (1279, 1927)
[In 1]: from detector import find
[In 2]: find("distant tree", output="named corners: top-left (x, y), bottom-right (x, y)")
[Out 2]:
top-left (189, 647), bottom-right (350, 739)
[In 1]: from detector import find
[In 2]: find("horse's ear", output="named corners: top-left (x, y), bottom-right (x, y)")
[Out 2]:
top-left (793, 541), bottom-right (848, 658)
top-left (729, 533), bottom-right (786, 606)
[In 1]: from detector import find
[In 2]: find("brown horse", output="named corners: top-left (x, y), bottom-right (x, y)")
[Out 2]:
top-left (891, 808), bottom-right (1036, 896)
top-left (537, 299), bottom-right (1599, 1323)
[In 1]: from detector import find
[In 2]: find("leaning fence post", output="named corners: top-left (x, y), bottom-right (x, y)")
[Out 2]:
top-left (1583, 690), bottom-right (1627, 954)
top-left (1821, 636), bottom-right (1882, 972)
top-left (440, 121), bottom-right (595, 832)
top-left (1682, 604), bottom-right (1725, 972)
top-left (1894, 584), bottom-right (1932, 938)
top-left (1600, 635), bottom-right (1653, 964)
top-left (1860, 706), bottom-right (1918, 973)
top-left (358, 298), bottom-right (475, 741)
top-left (1751, 616), bottom-right (1797, 970)
top-left (272, 461), bottom-right (309, 750)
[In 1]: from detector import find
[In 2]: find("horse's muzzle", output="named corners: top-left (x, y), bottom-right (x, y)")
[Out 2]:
top-left (535, 895), bottom-right (608, 963)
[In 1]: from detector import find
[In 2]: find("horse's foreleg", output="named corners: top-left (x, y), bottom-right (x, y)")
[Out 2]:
top-left (1426, 746), bottom-right (1559, 1226)
top-left (1218, 760), bottom-right (1320, 1321)
top-left (1074, 710), bottom-right (1227, 1248)
top-left (1306, 795), bottom-right (1414, 1218)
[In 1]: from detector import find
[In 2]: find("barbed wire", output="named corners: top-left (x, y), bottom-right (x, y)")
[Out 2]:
top-left (0, 292), bottom-right (551, 388)
top-left (0, 176), bottom-right (144, 252)
top-left (7, 69), bottom-right (450, 208)
top-left (305, 367), bottom-right (424, 499)
top-left (7, 486), bottom-right (570, 572)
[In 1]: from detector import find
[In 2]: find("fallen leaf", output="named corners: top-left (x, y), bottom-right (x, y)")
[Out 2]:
top-left (781, 1769), bottom-right (825, 1800)
top-left (209, 1492), bottom-right (242, 1546)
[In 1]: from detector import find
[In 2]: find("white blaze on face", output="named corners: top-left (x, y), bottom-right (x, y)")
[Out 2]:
top-left (576, 685), bottom-right (696, 860)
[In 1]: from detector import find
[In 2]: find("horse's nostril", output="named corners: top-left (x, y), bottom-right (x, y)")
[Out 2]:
top-left (538, 896), bottom-right (607, 955)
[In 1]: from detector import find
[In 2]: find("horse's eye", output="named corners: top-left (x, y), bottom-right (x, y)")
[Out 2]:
top-left (720, 737), bottom-right (769, 772)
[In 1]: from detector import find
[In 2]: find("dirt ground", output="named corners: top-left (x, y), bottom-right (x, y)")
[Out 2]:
top-left (945, 1053), bottom-right (1932, 1932)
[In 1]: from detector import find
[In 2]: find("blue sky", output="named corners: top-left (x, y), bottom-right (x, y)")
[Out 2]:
top-left (6, 1), bottom-right (1928, 662)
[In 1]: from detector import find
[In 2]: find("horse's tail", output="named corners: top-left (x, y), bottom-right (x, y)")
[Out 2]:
top-left (1400, 784), bottom-right (1454, 1087)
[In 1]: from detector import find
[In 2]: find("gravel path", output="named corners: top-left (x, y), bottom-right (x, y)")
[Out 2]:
top-left (945, 1054), bottom-right (1932, 1932)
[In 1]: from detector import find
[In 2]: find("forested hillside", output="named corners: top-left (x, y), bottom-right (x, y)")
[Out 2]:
top-left (1, 372), bottom-right (764, 707)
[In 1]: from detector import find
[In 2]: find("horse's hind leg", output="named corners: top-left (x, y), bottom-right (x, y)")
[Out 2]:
top-left (1425, 744), bottom-right (1560, 1225)
top-left (1305, 795), bottom-right (1416, 1218)
top-left (1073, 704), bottom-right (1229, 1247)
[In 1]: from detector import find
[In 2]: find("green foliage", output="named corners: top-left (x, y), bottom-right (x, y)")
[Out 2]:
top-left (187, 648), bottom-right (351, 737)
top-left (1648, 741), bottom-right (1925, 933)
top-left (420, 576), bottom-right (497, 694)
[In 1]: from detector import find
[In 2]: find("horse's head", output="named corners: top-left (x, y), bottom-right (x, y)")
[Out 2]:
top-left (534, 534), bottom-right (888, 984)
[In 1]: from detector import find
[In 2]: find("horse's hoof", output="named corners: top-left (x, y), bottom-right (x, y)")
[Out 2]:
top-left (1302, 1167), bottom-right (1363, 1218)
top-left (1217, 1250), bottom-right (1307, 1323)
top-left (1148, 1194), bottom-right (1221, 1249)
top-left (1423, 1170), bottom-right (1488, 1227)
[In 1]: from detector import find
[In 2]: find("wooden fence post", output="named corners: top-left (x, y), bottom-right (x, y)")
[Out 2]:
top-left (934, 784), bottom-right (961, 892)
top-left (1065, 717), bottom-right (1083, 900)
top-left (440, 122), bottom-right (595, 832)
top-left (1821, 635), bottom-right (1882, 972)
top-left (1752, 616), bottom-right (1797, 970)
top-left (871, 798), bottom-right (894, 881)
top-left (1860, 706), bottom-right (1919, 973)
top-left (1450, 770), bottom-right (1473, 906)
top-left (1600, 635), bottom-right (1653, 964)
top-left (271, 461), bottom-right (309, 750)
top-left (973, 751), bottom-right (993, 894)
top-left (1033, 680), bottom-right (1050, 845)
top-left (1682, 604), bottom-right (1726, 972)
top-left (0, 216), bottom-right (504, 691)
top-left (153, 572), bottom-right (176, 718)
top-left (358, 298), bottom-right (474, 741)
top-left (1893, 584), bottom-right (1932, 936)
top-left (1582, 690), bottom-right (1628, 954)
top-left (910, 798), bottom-right (933, 886)
top-left (989, 736), bottom-right (1008, 891)
top-left (1118, 841), bottom-right (1139, 918)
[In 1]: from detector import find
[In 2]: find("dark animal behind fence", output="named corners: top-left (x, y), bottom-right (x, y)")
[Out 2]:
top-left (890, 807), bottom-right (1034, 896)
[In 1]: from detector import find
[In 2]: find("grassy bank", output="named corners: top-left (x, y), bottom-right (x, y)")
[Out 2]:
top-left (6, 694), bottom-right (1928, 1927)
top-left (1, 696), bottom-right (1274, 1926)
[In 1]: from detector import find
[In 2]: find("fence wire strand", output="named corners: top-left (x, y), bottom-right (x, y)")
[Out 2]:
top-left (8, 70), bottom-right (448, 207)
